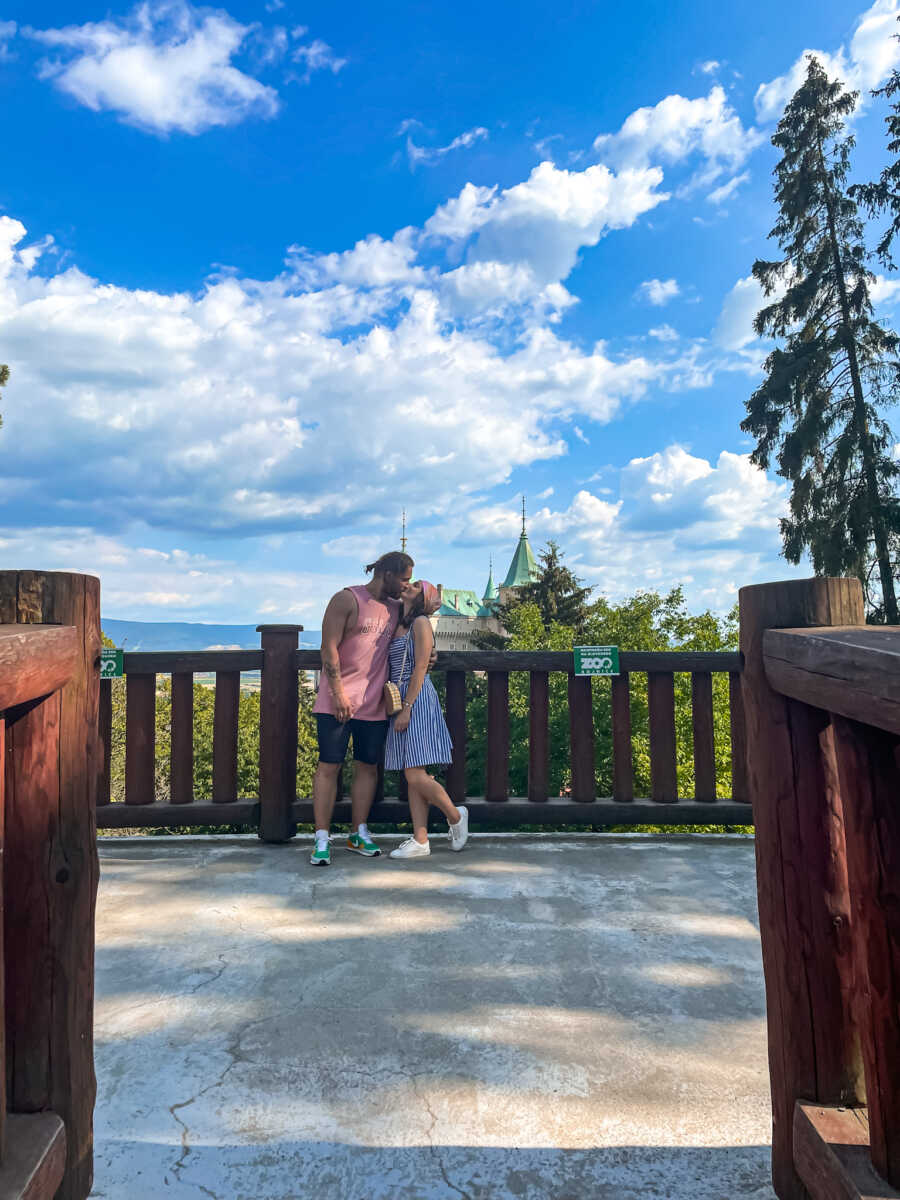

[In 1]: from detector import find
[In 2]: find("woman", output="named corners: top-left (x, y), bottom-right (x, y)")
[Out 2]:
top-left (384, 579), bottom-right (469, 858)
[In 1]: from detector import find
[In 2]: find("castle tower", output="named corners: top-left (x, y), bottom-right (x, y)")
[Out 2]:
top-left (498, 497), bottom-right (538, 607)
top-left (477, 558), bottom-right (498, 618)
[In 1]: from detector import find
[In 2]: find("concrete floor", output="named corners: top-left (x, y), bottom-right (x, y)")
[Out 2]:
top-left (90, 835), bottom-right (776, 1200)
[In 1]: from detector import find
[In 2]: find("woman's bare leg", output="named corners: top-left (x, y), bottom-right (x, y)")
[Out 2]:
top-left (406, 783), bottom-right (430, 844)
top-left (404, 767), bottom-right (461, 827)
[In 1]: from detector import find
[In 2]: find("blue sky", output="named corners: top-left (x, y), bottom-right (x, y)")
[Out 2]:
top-left (2, 0), bottom-right (899, 624)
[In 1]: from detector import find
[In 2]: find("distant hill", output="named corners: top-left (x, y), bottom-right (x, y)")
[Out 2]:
top-left (101, 619), bottom-right (321, 652)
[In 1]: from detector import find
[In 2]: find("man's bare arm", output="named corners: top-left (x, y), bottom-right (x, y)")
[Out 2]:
top-left (320, 590), bottom-right (356, 722)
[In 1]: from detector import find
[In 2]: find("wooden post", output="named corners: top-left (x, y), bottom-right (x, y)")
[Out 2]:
top-left (97, 679), bottom-right (112, 808)
top-left (257, 625), bottom-right (301, 842)
top-left (611, 672), bottom-right (633, 803)
top-left (1, 570), bottom-right (100, 1200)
top-left (568, 673), bottom-right (595, 802)
top-left (647, 671), bottom-right (677, 802)
top-left (124, 673), bottom-right (155, 805)
top-left (739, 577), bottom-right (864, 1200)
top-left (170, 672), bottom-right (193, 805)
top-left (486, 671), bottom-right (509, 802)
top-left (445, 671), bottom-right (467, 807)
top-left (212, 670), bottom-right (240, 803)
top-left (830, 716), bottom-right (900, 1186)
top-left (691, 672), bottom-right (716, 802)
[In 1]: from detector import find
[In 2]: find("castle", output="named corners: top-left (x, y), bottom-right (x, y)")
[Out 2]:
top-left (429, 504), bottom-right (540, 650)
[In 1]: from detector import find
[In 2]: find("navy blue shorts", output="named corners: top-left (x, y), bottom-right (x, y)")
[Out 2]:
top-left (316, 715), bottom-right (389, 765)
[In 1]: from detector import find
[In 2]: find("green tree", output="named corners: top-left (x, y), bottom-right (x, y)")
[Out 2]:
top-left (849, 27), bottom-right (900, 268)
top-left (499, 540), bottom-right (593, 634)
top-left (742, 57), bottom-right (900, 622)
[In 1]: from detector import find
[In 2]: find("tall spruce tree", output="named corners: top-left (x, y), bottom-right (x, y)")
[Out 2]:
top-left (742, 58), bottom-right (900, 622)
top-left (849, 24), bottom-right (900, 267)
top-left (502, 540), bottom-right (593, 633)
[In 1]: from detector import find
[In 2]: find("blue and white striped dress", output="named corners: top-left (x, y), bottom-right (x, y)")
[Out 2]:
top-left (383, 620), bottom-right (454, 770)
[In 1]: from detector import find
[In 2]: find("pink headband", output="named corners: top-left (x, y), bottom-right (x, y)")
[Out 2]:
top-left (419, 580), bottom-right (441, 614)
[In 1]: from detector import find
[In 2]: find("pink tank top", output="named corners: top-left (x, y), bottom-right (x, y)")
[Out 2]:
top-left (313, 585), bottom-right (399, 721)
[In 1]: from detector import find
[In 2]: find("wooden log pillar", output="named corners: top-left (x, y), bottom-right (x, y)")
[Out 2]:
top-left (568, 673), bottom-right (595, 802)
top-left (1, 570), bottom-right (101, 1200)
top-left (831, 716), bottom-right (900, 1187)
top-left (257, 625), bottom-right (301, 842)
top-left (739, 577), bottom-right (864, 1200)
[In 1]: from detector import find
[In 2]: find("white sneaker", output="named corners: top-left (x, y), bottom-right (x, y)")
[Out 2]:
top-left (448, 805), bottom-right (469, 852)
top-left (390, 836), bottom-right (431, 859)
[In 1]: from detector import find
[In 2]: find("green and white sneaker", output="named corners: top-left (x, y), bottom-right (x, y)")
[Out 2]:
top-left (309, 840), bottom-right (331, 867)
top-left (346, 831), bottom-right (381, 857)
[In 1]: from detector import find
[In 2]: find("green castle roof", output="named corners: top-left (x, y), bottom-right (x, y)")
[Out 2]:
top-left (502, 530), bottom-right (538, 589)
top-left (437, 588), bottom-right (482, 618)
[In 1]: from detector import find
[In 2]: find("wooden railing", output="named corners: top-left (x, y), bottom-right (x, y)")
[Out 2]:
top-left (741, 577), bottom-right (900, 1200)
top-left (0, 572), bottom-right (100, 1200)
top-left (97, 626), bottom-right (750, 834)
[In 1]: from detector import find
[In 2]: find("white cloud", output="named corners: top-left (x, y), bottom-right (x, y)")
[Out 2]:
top-left (0, 19), bottom-right (15, 59)
top-left (755, 0), bottom-right (900, 123)
top-left (289, 29), bottom-right (346, 82)
top-left (871, 274), bottom-right (900, 307)
top-left (648, 324), bottom-right (679, 342)
top-left (638, 278), bottom-right (680, 306)
top-left (406, 125), bottom-right (489, 168)
top-left (24, 0), bottom-right (282, 134)
top-left (696, 60), bottom-right (722, 76)
top-left (713, 274), bottom-right (767, 352)
top-left (593, 86), bottom-right (762, 183)
top-left (707, 171), bottom-right (749, 206)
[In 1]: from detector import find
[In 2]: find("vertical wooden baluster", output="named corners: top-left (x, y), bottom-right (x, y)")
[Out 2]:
top-left (568, 672), bottom-right (595, 803)
top-left (729, 670), bottom-right (748, 803)
top-left (831, 716), bottom-right (900, 1187)
top-left (170, 671), bottom-right (193, 805)
top-left (486, 671), bottom-right (509, 802)
top-left (528, 671), bottom-right (549, 802)
top-left (213, 670), bottom-right (240, 803)
top-left (97, 678), bottom-right (112, 808)
top-left (445, 670), bottom-right (467, 806)
top-left (647, 671), bottom-right (677, 803)
top-left (257, 625), bottom-right (301, 842)
top-left (125, 672), bottom-right (156, 805)
top-left (611, 672), bottom-right (633, 802)
top-left (691, 671), bottom-right (716, 802)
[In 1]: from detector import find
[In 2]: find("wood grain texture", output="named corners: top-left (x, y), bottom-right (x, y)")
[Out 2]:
top-left (647, 672), bottom-right (677, 803)
top-left (0, 1112), bottom-right (66, 1200)
top-left (729, 670), bottom-right (749, 804)
top-left (0, 571), bottom-right (100, 1200)
top-left (124, 674), bottom-right (155, 806)
top-left (212, 671), bottom-right (240, 804)
top-left (528, 671), bottom-right (549, 802)
top-left (611, 672), bottom-right (633, 803)
top-left (444, 671), bottom-right (467, 807)
top-left (794, 1102), bottom-right (900, 1200)
top-left (96, 801), bottom-right (259, 828)
top-left (124, 650), bottom-right (262, 674)
top-left (0, 626), bottom-right (78, 711)
top-left (486, 672), bottom-right (509, 803)
top-left (257, 626), bottom-right (301, 842)
top-left (96, 680), bottom-right (112, 808)
top-left (831, 717), bottom-right (900, 1187)
top-left (765, 626), bottom-right (900, 736)
top-left (691, 672), bottom-right (716, 802)
top-left (740, 576), bottom-right (865, 1200)
top-left (568, 673), bottom-right (595, 802)
top-left (169, 673), bottom-right (193, 806)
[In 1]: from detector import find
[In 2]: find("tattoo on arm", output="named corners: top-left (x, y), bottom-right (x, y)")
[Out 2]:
top-left (323, 663), bottom-right (341, 680)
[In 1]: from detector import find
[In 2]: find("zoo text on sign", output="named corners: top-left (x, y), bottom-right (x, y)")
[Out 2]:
top-left (573, 646), bottom-right (620, 676)
top-left (100, 648), bottom-right (124, 678)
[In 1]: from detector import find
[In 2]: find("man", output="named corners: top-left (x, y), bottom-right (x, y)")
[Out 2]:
top-left (310, 550), bottom-right (413, 866)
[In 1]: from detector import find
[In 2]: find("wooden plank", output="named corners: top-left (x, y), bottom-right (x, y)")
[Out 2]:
top-left (528, 671), bottom-right (549, 802)
top-left (568, 672), bottom-right (595, 802)
top-left (765, 626), bottom-right (900, 736)
top-left (124, 650), bottom-right (262, 674)
top-left (729, 670), bottom-right (749, 804)
top-left (170, 672), bottom-right (193, 805)
top-left (794, 1102), bottom-right (900, 1200)
top-left (124, 673), bottom-right (156, 806)
top-left (0, 571), bottom-right (100, 1200)
top-left (0, 716), bottom-right (5, 1162)
top-left (296, 648), bottom-right (743, 673)
top-left (0, 626), bottom-right (78, 711)
top-left (444, 670), bottom-right (467, 807)
top-left (97, 679), bottom-right (112, 807)
top-left (739, 576), bottom-right (865, 1200)
top-left (831, 716), bottom-right (900, 1187)
top-left (486, 671), bottom-right (509, 803)
top-left (691, 672), bottom-right (716, 802)
top-left (212, 671), bottom-right (240, 804)
top-left (257, 625), bottom-right (301, 842)
top-left (290, 796), bottom-right (753, 826)
top-left (97, 801), bottom-right (259, 828)
top-left (647, 672), bottom-right (677, 803)
top-left (611, 672), bottom-right (633, 803)
top-left (0, 1113), bottom-right (66, 1200)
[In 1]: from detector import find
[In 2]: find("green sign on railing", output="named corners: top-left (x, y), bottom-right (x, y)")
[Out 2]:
top-left (100, 648), bottom-right (124, 679)
top-left (573, 645), bottom-right (620, 676)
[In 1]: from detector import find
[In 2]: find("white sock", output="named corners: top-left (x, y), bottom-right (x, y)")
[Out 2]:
top-left (357, 823), bottom-right (371, 841)
top-left (315, 828), bottom-right (330, 847)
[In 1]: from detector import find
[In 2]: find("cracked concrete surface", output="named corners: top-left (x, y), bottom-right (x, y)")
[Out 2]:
top-left (89, 835), bottom-right (776, 1200)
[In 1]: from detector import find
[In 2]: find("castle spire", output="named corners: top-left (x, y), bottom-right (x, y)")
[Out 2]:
top-left (522, 495), bottom-right (527, 534)
top-left (400, 508), bottom-right (407, 553)
top-left (502, 498), bottom-right (539, 589)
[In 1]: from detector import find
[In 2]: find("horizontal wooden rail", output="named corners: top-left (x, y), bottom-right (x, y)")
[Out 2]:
top-left (0, 625), bottom-right (78, 711)
top-left (764, 625), bottom-right (900, 736)
top-left (123, 650), bottom-right (262, 674)
top-left (296, 647), bottom-right (742, 673)
top-left (0, 1113), bottom-right (66, 1200)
